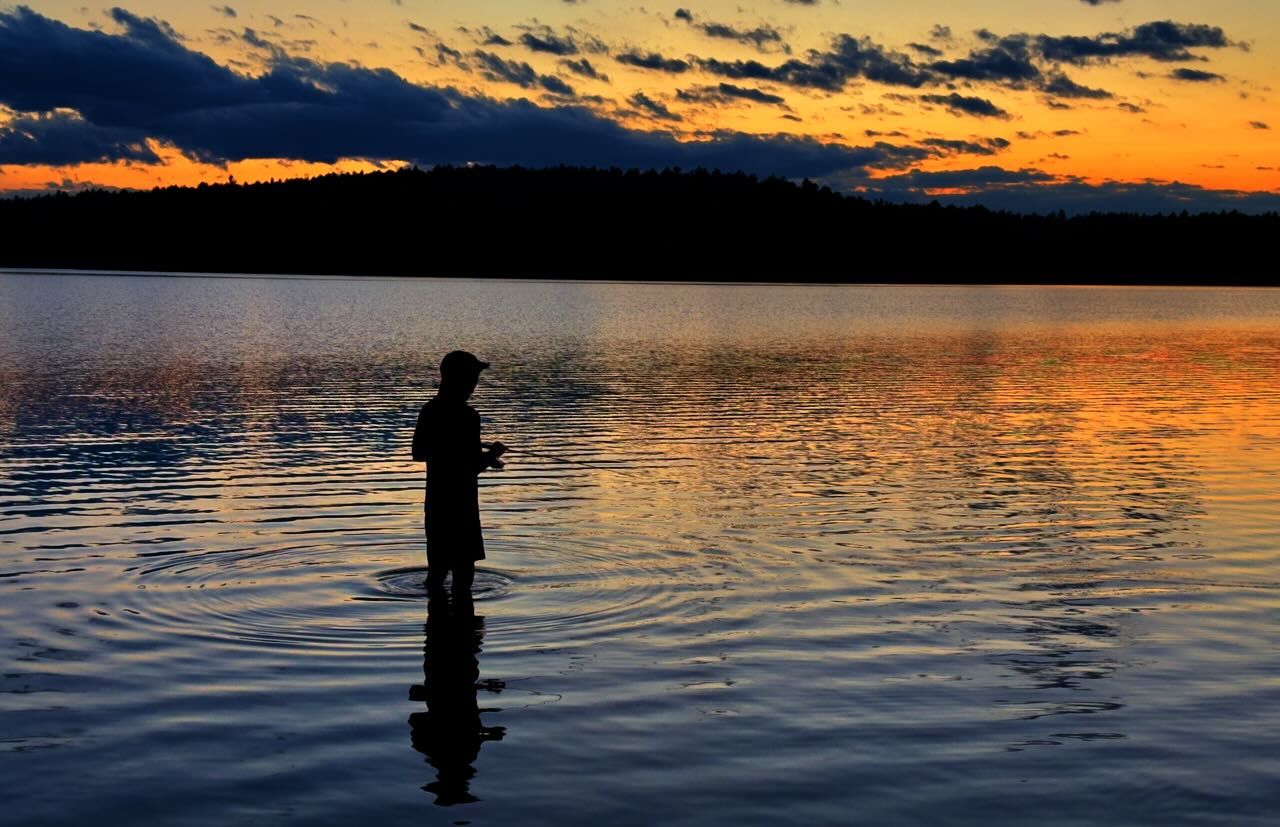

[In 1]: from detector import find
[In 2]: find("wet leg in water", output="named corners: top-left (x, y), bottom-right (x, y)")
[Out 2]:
top-left (426, 565), bottom-right (447, 595)
top-left (426, 560), bottom-right (474, 599)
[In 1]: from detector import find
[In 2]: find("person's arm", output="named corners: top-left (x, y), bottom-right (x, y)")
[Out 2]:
top-left (471, 409), bottom-right (506, 472)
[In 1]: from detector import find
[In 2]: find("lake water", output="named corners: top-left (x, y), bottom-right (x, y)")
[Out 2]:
top-left (2, 272), bottom-right (1278, 825)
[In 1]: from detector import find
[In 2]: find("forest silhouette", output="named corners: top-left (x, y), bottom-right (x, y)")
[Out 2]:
top-left (2, 165), bottom-right (1274, 282)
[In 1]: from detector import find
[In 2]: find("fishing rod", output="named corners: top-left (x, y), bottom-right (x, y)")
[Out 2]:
top-left (496, 445), bottom-right (642, 476)
top-left (495, 436), bottom-right (1060, 478)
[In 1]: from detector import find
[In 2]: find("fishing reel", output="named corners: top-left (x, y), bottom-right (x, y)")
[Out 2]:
top-left (483, 441), bottom-right (508, 470)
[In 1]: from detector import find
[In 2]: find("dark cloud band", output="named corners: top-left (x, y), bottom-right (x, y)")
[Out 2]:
top-left (0, 7), bottom-right (931, 178)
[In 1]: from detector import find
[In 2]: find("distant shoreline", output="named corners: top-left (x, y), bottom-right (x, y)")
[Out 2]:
top-left (2, 166), bottom-right (1276, 283)
top-left (4, 267), bottom-right (1275, 288)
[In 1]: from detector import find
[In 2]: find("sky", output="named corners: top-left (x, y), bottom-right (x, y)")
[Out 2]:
top-left (0, 1), bottom-right (1277, 211)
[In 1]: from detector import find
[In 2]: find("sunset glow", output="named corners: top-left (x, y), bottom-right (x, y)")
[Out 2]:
top-left (1, 1), bottom-right (1277, 211)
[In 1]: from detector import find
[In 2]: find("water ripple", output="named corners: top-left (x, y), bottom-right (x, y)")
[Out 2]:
top-left (2, 276), bottom-right (1279, 825)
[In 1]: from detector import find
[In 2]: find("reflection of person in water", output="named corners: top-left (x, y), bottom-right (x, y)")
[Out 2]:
top-left (409, 594), bottom-right (506, 805)
top-left (412, 350), bottom-right (506, 597)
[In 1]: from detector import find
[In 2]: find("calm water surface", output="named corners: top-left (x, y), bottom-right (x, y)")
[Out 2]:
top-left (1, 273), bottom-right (1278, 825)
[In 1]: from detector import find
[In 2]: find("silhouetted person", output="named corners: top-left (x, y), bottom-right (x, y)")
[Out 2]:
top-left (412, 351), bottom-right (506, 598)
top-left (408, 594), bottom-right (506, 805)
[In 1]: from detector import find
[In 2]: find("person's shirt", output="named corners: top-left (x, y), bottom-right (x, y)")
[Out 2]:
top-left (412, 396), bottom-right (487, 505)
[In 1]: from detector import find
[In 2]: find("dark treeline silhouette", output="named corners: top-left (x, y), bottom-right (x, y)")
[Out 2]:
top-left (2, 165), bottom-right (1275, 282)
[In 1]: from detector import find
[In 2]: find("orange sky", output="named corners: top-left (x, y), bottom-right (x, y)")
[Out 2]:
top-left (1, 2), bottom-right (1276, 209)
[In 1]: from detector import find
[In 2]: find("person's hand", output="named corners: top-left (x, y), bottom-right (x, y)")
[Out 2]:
top-left (483, 441), bottom-right (507, 470)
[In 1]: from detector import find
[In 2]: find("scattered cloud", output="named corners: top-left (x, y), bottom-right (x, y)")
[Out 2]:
top-left (677, 83), bottom-right (787, 106)
top-left (455, 25), bottom-right (511, 47)
top-left (627, 91), bottom-right (681, 121)
top-left (474, 50), bottom-right (538, 87)
top-left (673, 10), bottom-right (789, 55)
top-left (615, 50), bottom-right (690, 73)
top-left (930, 39), bottom-right (1040, 83)
top-left (1169, 67), bottom-right (1224, 82)
top-left (470, 50), bottom-right (578, 96)
top-left (918, 137), bottom-right (1011, 156)
top-left (514, 24), bottom-right (608, 57)
top-left (920, 93), bottom-right (1009, 118)
top-left (699, 35), bottom-right (933, 92)
top-left (562, 58), bottom-right (608, 82)
top-left (1036, 21), bottom-right (1236, 64)
top-left (1040, 72), bottom-right (1112, 99)
top-left (519, 30), bottom-right (576, 56)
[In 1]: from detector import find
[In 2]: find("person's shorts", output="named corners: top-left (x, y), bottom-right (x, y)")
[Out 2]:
top-left (425, 512), bottom-right (485, 567)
